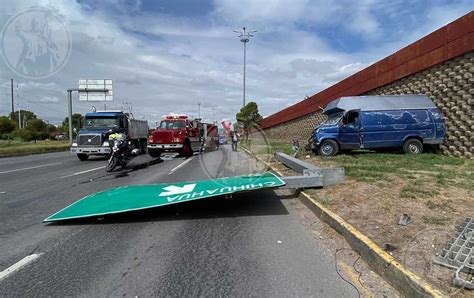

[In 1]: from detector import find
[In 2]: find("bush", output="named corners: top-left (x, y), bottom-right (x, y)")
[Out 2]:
top-left (0, 116), bottom-right (15, 135)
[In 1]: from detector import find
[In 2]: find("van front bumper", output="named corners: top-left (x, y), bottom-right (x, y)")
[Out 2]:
top-left (71, 146), bottom-right (111, 154)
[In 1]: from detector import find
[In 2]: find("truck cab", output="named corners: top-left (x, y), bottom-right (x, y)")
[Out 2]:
top-left (310, 95), bottom-right (446, 156)
top-left (147, 115), bottom-right (219, 158)
top-left (148, 115), bottom-right (201, 158)
top-left (71, 111), bottom-right (148, 161)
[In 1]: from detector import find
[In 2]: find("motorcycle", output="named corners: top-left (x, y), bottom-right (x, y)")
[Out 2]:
top-left (106, 133), bottom-right (140, 172)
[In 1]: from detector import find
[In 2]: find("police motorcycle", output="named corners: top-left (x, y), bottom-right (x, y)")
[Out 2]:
top-left (106, 132), bottom-right (140, 172)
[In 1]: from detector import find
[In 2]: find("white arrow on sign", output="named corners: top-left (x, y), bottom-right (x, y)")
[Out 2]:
top-left (159, 184), bottom-right (196, 197)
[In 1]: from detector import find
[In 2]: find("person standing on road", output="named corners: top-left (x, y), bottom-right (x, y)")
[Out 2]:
top-left (231, 130), bottom-right (239, 151)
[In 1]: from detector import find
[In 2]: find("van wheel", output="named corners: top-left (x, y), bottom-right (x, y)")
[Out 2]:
top-left (319, 140), bottom-right (339, 157)
top-left (77, 153), bottom-right (89, 161)
top-left (403, 139), bottom-right (423, 154)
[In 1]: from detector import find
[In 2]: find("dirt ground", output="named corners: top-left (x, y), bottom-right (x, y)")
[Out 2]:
top-left (245, 142), bottom-right (473, 296)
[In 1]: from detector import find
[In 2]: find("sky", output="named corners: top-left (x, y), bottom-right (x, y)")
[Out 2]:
top-left (0, 0), bottom-right (471, 125)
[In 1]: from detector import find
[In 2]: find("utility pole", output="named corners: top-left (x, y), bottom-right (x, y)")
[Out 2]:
top-left (234, 27), bottom-right (256, 107)
top-left (10, 78), bottom-right (14, 120)
top-left (68, 90), bottom-right (73, 144)
top-left (198, 101), bottom-right (201, 118)
top-left (17, 103), bottom-right (21, 129)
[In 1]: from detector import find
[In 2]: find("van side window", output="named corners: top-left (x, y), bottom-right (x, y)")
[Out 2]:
top-left (346, 111), bottom-right (359, 126)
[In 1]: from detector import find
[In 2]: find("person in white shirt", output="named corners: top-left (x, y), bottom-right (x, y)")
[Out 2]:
top-left (231, 131), bottom-right (239, 151)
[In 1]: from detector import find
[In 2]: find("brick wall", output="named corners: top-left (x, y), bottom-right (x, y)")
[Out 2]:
top-left (251, 12), bottom-right (473, 158)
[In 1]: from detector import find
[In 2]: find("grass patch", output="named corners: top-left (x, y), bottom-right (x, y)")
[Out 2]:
top-left (426, 200), bottom-right (444, 209)
top-left (400, 185), bottom-right (438, 199)
top-left (0, 140), bottom-right (70, 157)
top-left (422, 215), bottom-right (449, 225)
top-left (436, 173), bottom-right (448, 186)
top-left (316, 196), bottom-right (336, 207)
top-left (242, 139), bottom-right (309, 156)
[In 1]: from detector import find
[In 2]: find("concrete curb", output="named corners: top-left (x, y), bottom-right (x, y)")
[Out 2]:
top-left (241, 147), bottom-right (445, 298)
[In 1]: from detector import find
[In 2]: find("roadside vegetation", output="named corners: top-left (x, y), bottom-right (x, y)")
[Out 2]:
top-left (0, 111), bottom-right (81, 157)
top-left (242, 138), bottom-right (473, 293)
top-left (0, 140), bottom-right (70, 157)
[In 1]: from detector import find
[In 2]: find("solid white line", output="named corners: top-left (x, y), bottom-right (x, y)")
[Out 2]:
top-left (0, 163), bottom-right (62, 175)
top-left (59, 166), bottom-right (105, 179)
top-left (0, 253), bottom-right (43, 281)
top-left (168, 157), bottom-right (193, 174)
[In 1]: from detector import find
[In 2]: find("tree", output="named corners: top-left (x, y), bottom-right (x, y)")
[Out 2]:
top-left (9, 110), bottom-right (37, 128)
top-left (0, 116), bottom-right (16, 136)
top-left (62, 113), bottom-right (82, 138)
top-left (21, 118), bottom-right (49, 142)
top-left (236, 102), bottom-right (263, 140)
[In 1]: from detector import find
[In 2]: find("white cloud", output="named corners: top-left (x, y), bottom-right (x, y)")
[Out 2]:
top-left (0, 0), bottom-right (471, 126)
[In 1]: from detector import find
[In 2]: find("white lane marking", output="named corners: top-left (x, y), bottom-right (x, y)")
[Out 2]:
top-left (0, 163), bottom-right (62, 175)
top-left (59, 166), bottom-right (105, 179)
top-left (168, 157), bottom-right (193, 174)
top-left (0, 253), bottom-right (43, 281)
top-left (0, 191), bottom-right (5, 194)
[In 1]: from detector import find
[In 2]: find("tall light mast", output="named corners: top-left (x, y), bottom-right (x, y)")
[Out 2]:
top-left (234, 27), bottom-right (256, 107)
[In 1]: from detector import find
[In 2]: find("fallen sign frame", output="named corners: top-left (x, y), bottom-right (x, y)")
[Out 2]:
top-left (43, 172), bottom-right (285, 222)
top-left (44, 155), bottom-right (344, 223)
top-left (274, 152), bottom-right (345, 187)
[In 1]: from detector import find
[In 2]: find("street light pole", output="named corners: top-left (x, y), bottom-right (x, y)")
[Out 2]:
top-left (234, 27), bottom-right (256, 107)
top-left (243, 40), bottom-right (246, 108)
top-left (198, 101), bottom-right (201, 118)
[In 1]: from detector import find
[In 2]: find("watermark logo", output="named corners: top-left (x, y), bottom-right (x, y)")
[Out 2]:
top-left (198, 124), bottom-right (274, 187)
top-left (1, 7), bottom-right (71, 79)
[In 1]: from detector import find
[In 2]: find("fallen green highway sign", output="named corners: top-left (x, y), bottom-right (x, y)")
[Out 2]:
top-left (44, 172), bottom-right (285, 222)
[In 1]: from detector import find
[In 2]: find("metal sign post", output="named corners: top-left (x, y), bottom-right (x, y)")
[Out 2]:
top-left (66, 79), bottom-right (113, 145)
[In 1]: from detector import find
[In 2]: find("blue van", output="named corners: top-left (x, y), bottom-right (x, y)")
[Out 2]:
top-left (309, 95), bottom-right (446, 156)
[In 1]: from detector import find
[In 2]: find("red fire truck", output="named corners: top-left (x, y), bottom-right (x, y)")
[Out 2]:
top-left (147, 115), bottom-right (219, 158)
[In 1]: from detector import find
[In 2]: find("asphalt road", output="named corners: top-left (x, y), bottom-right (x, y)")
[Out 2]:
top-left (0, 145), bottom-right (358, 296)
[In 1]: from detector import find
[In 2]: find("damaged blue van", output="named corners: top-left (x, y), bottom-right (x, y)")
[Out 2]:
top-left (309, 95), bottom-right (446, 156)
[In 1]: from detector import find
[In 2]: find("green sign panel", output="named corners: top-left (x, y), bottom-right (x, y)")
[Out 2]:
top-left (44, 172), bottom-right (285, 222)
